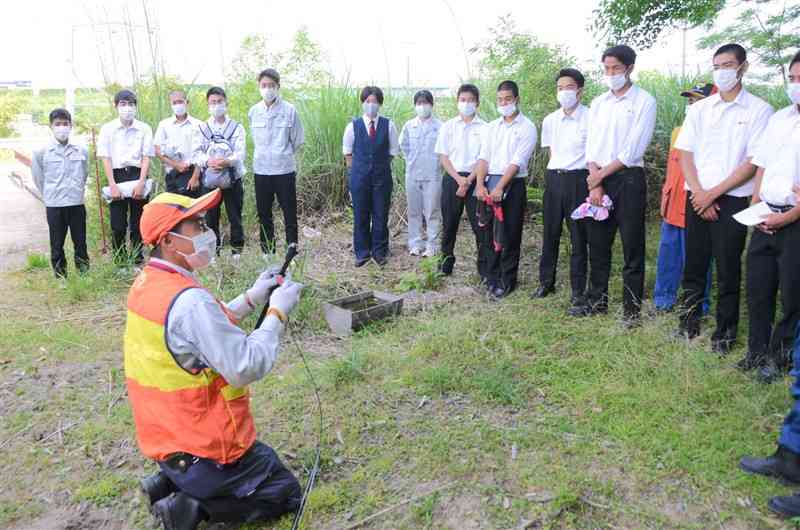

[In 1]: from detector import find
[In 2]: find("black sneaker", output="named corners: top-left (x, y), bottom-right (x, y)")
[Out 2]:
top-left (439, 255), bottom-right (455, 276)
top-left (530, 285), bottom-right (554, 299)
top-left (152, 492), bottom-right (207, 530)
top-left (740, 445), bottom-right (800, 485)
top-left (140, 472), bottom-right (176, 507)
top-left (768, 492), bottom-right (800, 518)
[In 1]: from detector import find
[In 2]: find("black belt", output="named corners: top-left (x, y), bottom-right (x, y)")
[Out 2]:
top-left (767, 203), bottom-right (794, 213)
top-left (162, 452), bottom-right (242, 473)
top-left (549, 169), bottom-right (588, 175)
top-left (112, 166), bottom-right (141, 182)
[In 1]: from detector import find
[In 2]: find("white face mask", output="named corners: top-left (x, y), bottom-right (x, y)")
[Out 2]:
top-left (170, 229), bottom-right (217, 270)
top-left (497, 103), bottom-right (517, 118)
top-left (52, 125), bottom-right (71, 142)
top-left (260, 86), bottom-right (278, 102)
top-left (363, 101), bottom-right (380, 118)
top-left (604, 73), bottom-right (628, 91)
top-left (415, 104), bottom-right (432, 119)
top-left (787, 83), bottom-right (800, 105)
top-left (118, 105), bottom-right (136, 121)
top-left (556, 89), bottom-right (578, 109)
top-left (458, 101), bottom-right (476, 117)
top-left (713, 67), bottom-right (741, 93)
top-left (172, 103), bottom-right (187, 117)
top-left (209, 103), bottom-right (227, 118)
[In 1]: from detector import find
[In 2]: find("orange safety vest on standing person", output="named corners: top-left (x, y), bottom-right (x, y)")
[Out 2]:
top-left (660, 127), bottom-right (688, 228)
top-left (124, 262), bottom-right (256, 464)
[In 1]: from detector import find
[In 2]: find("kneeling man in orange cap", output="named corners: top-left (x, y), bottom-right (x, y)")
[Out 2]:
top-left (124, 189), bottom-right (303, 530)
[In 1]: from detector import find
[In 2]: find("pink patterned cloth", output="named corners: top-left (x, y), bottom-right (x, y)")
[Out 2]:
top-left (570, 195), bottom-right (613, 221)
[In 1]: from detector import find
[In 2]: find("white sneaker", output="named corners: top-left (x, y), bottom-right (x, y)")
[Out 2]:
top-left (409, 247), bottom-right (423, 256)
top-left (422, 248), bottom-right (437, 258)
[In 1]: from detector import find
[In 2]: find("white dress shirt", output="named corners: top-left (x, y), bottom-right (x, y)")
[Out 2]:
top-left (150, 258), bottom-right (285, 388)
top-left (434, 114), bottom-right (486, 173)
top-left (154, 115), bottom-right (202, 165)
top-left (192, 116), bottom-right (247, 177)
top-left (752, 104), bottom-right (800, 206)
top-left (248, 97), bottom-right (305, 175)
top-left (96, 118), bottom-right (155, 169)
top-left (399, 116), bottom-right (442, 181)
top-left (342, 114), bottom-right (400, 156)
top-left (586, 84), bottom-right (656, 169)
top-left (478, 112), bottom-right (538, 177)
top-left (675, 88), bottom-right (773, 197)
top-left (541, 104), bottom-right (589, 171)
top-left (31, 140), bottom-right (89, 207)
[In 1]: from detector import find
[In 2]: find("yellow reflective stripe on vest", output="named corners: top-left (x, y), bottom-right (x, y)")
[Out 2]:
top-left (220, 385), bottom-right (248, 401)
top-left (124, 310), bottom-right (218, 391)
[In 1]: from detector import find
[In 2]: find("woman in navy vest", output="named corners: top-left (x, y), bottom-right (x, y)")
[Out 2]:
top-left (342, 86), bottom-right (400, 266)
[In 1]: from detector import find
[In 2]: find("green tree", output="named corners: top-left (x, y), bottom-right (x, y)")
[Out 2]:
top-left (698, 0), bottom-right (800, 81)
top-left (593, 0), bottom-right (724, 48)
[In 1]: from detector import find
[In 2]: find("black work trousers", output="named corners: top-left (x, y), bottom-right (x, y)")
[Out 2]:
top-left (585, 168), bottom-right (647, 318)
top-left (46, 205), bottom-right (89, 277)
top-left (205, 179), bottom-right (245, 252)
top-left (109, 167), bottom-right (146, 265)
top-left (538, 169), bottom-right (589, 299)
top-left (165, 166), bottom-right (202, 198)
top-left (679, 194), bottom-right (748, 340)
top-left (481, 178), bottom-right (526, 292)
top-left (440, 172), bottom-right (484, 276)
top-left (746, 218), bottom-right (800, 366)
top-left (254, 172), bottom-right (298, 253)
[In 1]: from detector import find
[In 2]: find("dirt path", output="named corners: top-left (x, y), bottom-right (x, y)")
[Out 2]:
top-left (0, 154), bottom-right (49, 272)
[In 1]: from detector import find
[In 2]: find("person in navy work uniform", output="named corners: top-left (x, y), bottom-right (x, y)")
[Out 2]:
top-left (342, 86), bottom-right (400, 267)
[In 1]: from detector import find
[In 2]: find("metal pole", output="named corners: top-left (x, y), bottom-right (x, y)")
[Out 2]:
top-left (91, 128), bottom-right (108, 254)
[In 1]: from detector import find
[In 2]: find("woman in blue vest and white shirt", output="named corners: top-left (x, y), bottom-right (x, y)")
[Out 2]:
top-left (399, 90), bottom-right (442, 257)
top-left (342, 86), bottom-right (400, 267)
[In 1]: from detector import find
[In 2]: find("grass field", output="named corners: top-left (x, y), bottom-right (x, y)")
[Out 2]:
top-left (0, 214), bottom-right (798, 529)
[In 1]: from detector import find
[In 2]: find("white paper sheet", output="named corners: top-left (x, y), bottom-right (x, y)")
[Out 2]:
top-left (733, 201), bottom-right (773, 226)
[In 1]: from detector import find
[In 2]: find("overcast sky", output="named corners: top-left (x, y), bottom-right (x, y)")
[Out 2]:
top-left (7, 0), bottom-right (732, 90)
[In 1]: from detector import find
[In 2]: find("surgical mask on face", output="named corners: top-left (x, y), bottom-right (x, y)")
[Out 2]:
top-left (497, 103), bottom-right (517, 118)
top-left (556, 89), bottom-right (578, 109)
top-left (260, 86), bottom-right (278, 102)
top-left (604, 72), bottom-right (628, 91)
top-left (458, 101), bottom-right (476, 117)
top-left (171, 103), bottom-right (187, 117)
top-left (362, 101), bottom-right (380, 118)
top-left (169, 229), bottom-right (217, 270)
top-left (787, 83), bottom-right (800, 105)
top-left (415, 104), bottom-right (432, 119)
top-left (713, 67), bottom-right (741, 93)
top-left (209, 103), bottom-right (227, 118)
top-left (118, 105), bottom-right (136, 121)
top-left (52, 125), bottom-right (71, 142)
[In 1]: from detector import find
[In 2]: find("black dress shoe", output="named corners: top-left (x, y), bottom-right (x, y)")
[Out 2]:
top-left (531, 285), bottom-right (554, 299)
top-left (140, 472), bottom-right (176, 506)
top-left (739, 445), bottom-right (800, 485)
top-left (489, 286), bottom-right (508, 300)
top-left (354, 257), bottom-right (370, 267)
top-left (568, 302), bottom-right (592, 317)
top-left (373, 255), bottom-right (388, 267)
top-left (711, 336), bottom-right (735, 356)
top-left (757, 361), bottom-right (786, 384)
top-left (439, 255), bottom-right (455, 276)
top-left (152, 492), bottom-right (207, 530)
top-left (736, 352), bottom-right (763, 372)
top-left (768, 492), bottom-right (800, 518)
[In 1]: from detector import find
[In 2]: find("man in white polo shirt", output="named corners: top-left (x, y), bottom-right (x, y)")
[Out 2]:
top-left (435, 83), bottom-right (486, 277)
top-left (675, 43), bottom-right (773, 354)
top-left (154, 89), bottom-right (202, 198)
top-left (738, 51), bottom-right (800, 382)
top-left (475, 80), bottom-right (537, 299)
top-left (535, 68), bottom-right (589, 314)
top-left (582, 45), bottom-right (656, 325)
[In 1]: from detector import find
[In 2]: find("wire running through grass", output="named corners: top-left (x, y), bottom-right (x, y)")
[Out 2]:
top-left (288, 325), bottom-right (323, 530)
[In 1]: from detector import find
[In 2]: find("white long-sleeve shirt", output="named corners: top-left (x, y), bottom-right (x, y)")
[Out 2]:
top-left (151, 258), bottom-right (285, 388)
top-left (154, 114), bottom-right (202, 165)
top-left (342, 114), bottom-right (400, 156)
top-left (248, 97), bottom-right (305, 175)
top-left (434, 114), bottom-right (486, 173)
top-left (752, 104), bottom-right (800, 206)
top-left (192, 116), bottom-right (247, 177)
top-left (675, 88), bottom-right (773, 197)
top-left (478, 112), bottom-right (537, 177)
top-left (399, 116), bottom-right (442, 181)
top-left (585, 84), bottom-right (656, 169)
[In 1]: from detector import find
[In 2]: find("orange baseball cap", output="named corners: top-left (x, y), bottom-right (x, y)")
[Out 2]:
top-left (139, 190), bottom-right (221, 245)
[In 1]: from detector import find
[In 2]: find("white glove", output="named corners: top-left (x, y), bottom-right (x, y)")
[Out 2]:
top-left (268, 279), bottom-right (303, 318)
top-left (246, 266), bottom-right (282, 306)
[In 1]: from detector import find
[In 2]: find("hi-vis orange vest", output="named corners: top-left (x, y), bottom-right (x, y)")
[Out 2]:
top-left (124, 261), bottom-right (256, 464)
top-left (661, 127), bottom-right (688, 228)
